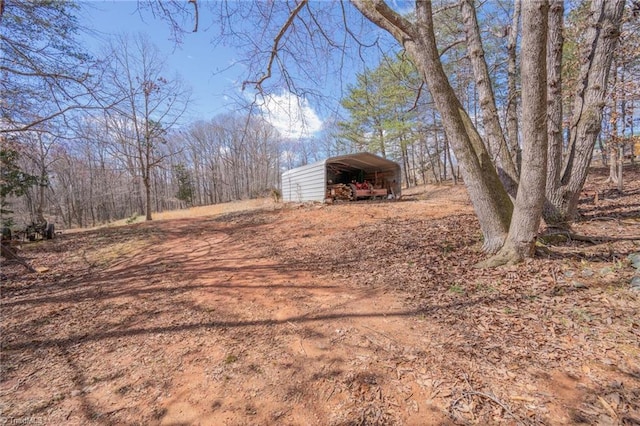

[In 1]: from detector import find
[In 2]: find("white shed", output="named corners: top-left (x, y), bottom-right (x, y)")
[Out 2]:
top-left (281, 152), bottom-right (402, 203)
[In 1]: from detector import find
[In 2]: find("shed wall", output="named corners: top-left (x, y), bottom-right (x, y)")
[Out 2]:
top-left (281, 160), bottom-right (327, 202)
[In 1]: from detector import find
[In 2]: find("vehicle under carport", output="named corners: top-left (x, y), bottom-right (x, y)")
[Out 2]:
top-left (281, 152), bottom-right (402, 203)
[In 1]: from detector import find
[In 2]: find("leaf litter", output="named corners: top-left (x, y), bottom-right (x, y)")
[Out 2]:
top-left (1, 166), bottom-right (639, 425)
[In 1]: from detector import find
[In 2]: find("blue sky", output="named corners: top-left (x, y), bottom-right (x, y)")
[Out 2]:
top-left (78, 1), bottom-right (398, 138)
top-left (80, 1), bottom-right (243, 123)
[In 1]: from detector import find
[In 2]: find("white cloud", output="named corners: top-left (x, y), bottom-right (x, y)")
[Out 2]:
top-left (259, 92), bottom-right (323, 139)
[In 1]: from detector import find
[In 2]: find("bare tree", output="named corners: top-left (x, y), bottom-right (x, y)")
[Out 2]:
top-left (0, 0), bottom-right (105, 135)
top-left (544, 0), bottom-right (565, 227)
top-left (102, 33), bottom-right (191, 221)
top-left (601, 4), bottom-right (640, 190)
top-left (182, 114), bottom-right (281, 204)
top-left (21, 133), bottom-right (59, 224)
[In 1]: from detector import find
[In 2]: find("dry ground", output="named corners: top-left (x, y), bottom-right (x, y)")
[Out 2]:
top-left (1, 166), bottom-right (639, 426)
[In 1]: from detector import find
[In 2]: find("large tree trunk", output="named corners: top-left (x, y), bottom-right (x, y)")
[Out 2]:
top-left (506, 0), bottom-right (521, 172)
top-left (480, 0), bottom-right (549, 266)
top-left (543, 0), bottom-right (625, 228)
top-left (608, 60), bottom-right (620, 185)
top-left (543, 0), bottom-right (565, 228)
top-left (461, 0), bottom-right (519, 197)
top-left (352, 0), bottom-right (513, 254)
top-left (412, 8), bottom-right (514, 253)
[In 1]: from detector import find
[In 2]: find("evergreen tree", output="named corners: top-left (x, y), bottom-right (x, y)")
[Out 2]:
top-left (339, 54), bottom-right (422, 160)
top-left (0, 140), bottom-right (38, 226)
top-left (174, 163), bottom-right (195, 206)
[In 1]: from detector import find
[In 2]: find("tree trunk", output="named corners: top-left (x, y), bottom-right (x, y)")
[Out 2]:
top-left (351, 0), bottom-right (513, 253)
top-left (410, 38), bottom-right (512, 251)
top-left (144, 173), bottom-right (152, 221)
top-left (506, 0), bottom-right (521, 172)
top-left (401, 137), bottom-right (411, 187)
top-left (36, 170), bottom-right (46, 224)
top-left (617, 140), bottom-right (624, 191)
top-left (461, 0), bottom-right (519, 197)
top-left (608, 59), bottom-right (620, 184)
top-left (442, 132), bottom-right (447, 181)
top-left (479, 0), bottom-right (549, 267)
top-left (426, 126), bottom-right (440, 182)
top-left (543, 0), bottom-right (625, 228)
top-left (444, 134), bottom-right (456, 184)
top-left (543, 0), bottom-right (565, 228)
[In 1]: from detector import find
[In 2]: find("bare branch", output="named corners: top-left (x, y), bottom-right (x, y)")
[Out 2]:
top-left (439, 38), bottom-right (465, 58)
top-left (242, 0), bottom-right (309, 91)
top-left (351, 0), bottom-right (416, 46)
top-left (304, 1), bottom-right (340, 49)
top-left (433, 1), bottom-right (461, 16)
top-left (189, 0), bottom-right (198, 32)
top-left (408, 81), bottom-right (425, 113)
top-left (371, 0), bottom-right (416, 39)
top-left (1, 104), bottom-right (107, 134)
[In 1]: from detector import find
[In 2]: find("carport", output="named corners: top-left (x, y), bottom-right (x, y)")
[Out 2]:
top-left (281, 152), bottom-right (401, 203)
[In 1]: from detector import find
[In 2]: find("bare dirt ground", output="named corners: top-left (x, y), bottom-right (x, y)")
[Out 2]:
top-left (1, 166), bottom-right (639, 426)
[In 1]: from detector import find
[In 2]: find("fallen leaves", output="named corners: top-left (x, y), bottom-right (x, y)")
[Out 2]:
top-left (2, 169), bottom-right (640, 425)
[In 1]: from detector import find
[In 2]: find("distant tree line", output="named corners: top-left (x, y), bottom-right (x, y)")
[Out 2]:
top-left (3, 113), bottom-right (288, 229)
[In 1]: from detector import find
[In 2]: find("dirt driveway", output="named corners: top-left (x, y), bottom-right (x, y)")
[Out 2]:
top-left (1, 181), bottom-right (639, 425)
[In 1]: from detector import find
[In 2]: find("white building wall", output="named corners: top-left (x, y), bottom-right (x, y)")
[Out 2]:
top-left (281, 160), bottom-right (327, 202)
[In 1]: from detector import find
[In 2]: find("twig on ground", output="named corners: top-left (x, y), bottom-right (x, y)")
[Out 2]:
top-left (451, 371), bottom-right (531, 426)
top-left (542, 230), bottom-right (640, 245)
top-left (361, 324), bottom-right (399, 344)
top-left (0, 243), bottom-right (36, 273)
top-left (464, 390), bottom-right (528, 425)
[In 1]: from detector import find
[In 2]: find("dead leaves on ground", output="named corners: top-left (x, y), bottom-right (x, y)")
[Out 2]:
top-left (1, 167), bottom-right (639, 425)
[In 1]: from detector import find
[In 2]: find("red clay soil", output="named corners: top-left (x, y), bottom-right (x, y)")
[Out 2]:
top-left (1, 166), bottom-right (639, 425)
